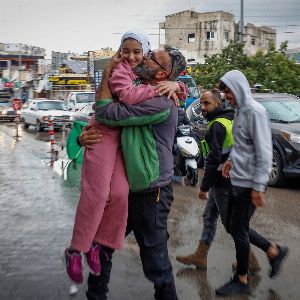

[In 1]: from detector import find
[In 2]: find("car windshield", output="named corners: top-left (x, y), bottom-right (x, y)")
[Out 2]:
top-left (37, 101), bottom-right (67, 111)
top-left (178, 77), bottom-right (200, 99)
top-left (259, 98), bottom-right (300, 123)
top-left (0, 102), bottom-right (11, 107)
top-left (76, 93), bottom-right (95, 103)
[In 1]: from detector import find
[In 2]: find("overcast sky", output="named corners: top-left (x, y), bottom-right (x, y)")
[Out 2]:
top-left (1, 0), bottom-right (299, 57)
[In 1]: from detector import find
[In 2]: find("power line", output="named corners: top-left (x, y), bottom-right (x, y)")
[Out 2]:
top-left (116, 24), bottom-right (300, 30)
top-left (225, 9), bottom-right (300, 11)
top-left (161, 2), bottom-right (300, 6)
top-left (243, 15), bottom-right (300, 18)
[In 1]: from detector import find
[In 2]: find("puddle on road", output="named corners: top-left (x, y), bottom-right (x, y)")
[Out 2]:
top-left (50, 158), bottom-right (82, 187)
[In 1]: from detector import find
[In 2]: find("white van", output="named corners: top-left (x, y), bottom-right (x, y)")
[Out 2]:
top-left (66, 91), bottom-right (95, 111)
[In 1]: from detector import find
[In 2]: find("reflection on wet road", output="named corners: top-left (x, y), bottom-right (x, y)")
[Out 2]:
top-left (0, 122), bottom-right (299, 299)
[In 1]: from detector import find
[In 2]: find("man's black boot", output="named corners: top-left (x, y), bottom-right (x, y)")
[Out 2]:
top-left (86, 246), bottom-right (114, 300)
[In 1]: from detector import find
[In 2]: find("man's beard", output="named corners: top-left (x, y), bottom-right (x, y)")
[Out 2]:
top-left (133, 63), bottom-right (157, 81)
top-left (201, 110), bottom-right (208, 117)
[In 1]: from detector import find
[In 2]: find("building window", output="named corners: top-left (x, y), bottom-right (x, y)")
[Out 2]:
top-left (187, 58), bottom-right (195, 62)
top-left (206, 31), bottom-right (216, 40)
top-left (251, 38), bottom-right (256, 45)
top-left (224, 32), bottom-right (229, 41)
top-left (188, 33), bottom-right (196, 43)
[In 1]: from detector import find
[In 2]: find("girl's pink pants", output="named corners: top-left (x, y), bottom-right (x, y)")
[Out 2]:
top-left (71, 117), bottom-right (129, 252)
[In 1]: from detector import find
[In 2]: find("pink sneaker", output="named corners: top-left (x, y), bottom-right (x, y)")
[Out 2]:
top-left (64, 248), bottom-right (83, 284)
top-left (85, 243), bottom-right (101, 274)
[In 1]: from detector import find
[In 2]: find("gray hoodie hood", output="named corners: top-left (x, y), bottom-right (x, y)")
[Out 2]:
top-left (221, 70), bottom-right (253, 108)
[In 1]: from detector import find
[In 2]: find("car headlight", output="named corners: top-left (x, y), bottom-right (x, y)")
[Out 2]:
top-left (282, 131), bottom-right (300, 144)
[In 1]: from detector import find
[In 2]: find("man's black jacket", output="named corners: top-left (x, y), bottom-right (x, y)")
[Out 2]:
top-left (200, 107), bottom-right (235, 192)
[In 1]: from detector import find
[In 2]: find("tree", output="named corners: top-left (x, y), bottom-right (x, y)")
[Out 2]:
top-left (192, 41), bottom-right (300, 96)
top-left (192, 41), bottom-right (249, 89)
top-left (251, 41), bottom-right (300, 95)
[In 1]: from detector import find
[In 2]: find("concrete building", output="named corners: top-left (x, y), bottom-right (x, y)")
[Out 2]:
top-left (159, 10), bottom-right (235, 63)
top-left (286, 47), bottom-right (300, 64)
top-left (51, 51), bottom-right (74, 69)
top-left (4, 43), bottom-right (46, 56)
top-left (242, 23), bottom-right (276, 56)
top-left (0, 42), bottom-right (5, 52)
top-left (93, 48), bottom-right (116, 59)
top-left (159, 10), bottom-right (276, 63)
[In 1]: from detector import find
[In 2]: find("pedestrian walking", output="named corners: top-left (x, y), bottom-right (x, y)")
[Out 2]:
top-left (176, 89), bottom-right (261, 272)
top-left (215, 70), bottom-right (289, 297)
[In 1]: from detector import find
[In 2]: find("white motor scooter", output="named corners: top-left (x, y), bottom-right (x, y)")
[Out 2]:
top-left (175, 125), bottom-right (200, 186)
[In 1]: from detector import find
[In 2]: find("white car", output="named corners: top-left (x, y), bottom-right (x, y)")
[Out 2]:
top-left (20, 99), bottom-right (74, 131)
top-left (66, 91), bottom-right (95, 112)
top-left (70, 102), bottom-right (95, 124)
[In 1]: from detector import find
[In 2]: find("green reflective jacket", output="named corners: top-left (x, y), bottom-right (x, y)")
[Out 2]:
top-left (200, 117), bottom-right (234, 159)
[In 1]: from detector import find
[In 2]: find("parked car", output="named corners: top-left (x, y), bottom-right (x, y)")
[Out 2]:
top-left (70, 102), bottom-right (94, 124)
top-left (188, 92), bottom-right (300, 187)
top-left (177, 74), bottom-right (200, 109)
top-left (0, 91), bottom-right (16, 121)
top-left (66, 91), bottom-right (95, 112)
top-left (20, 99), bottom-right (74, 131)
top-left (254, 93), bottom-right (300, 186)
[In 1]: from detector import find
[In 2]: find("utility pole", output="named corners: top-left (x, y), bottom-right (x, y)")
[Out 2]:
top-left (240, 0), bottom-right (244, 42)
top-left (87, 51), bottom-right (90, 88)
top-left (158, 27), bottom-right (161, 47)
top-left (18, 53), bottom-right (22, 98)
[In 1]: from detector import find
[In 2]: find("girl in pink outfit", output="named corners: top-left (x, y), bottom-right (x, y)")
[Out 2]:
top-left (64, 30), bottom-right (187, 284)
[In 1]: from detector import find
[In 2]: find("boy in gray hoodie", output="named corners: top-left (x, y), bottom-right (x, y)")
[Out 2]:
top-left (216, 70), bottom-right (288, 297)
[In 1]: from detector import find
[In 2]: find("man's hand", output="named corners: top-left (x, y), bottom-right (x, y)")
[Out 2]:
top-left (156, 81), bottom-right (180, 95)
top-left (156, 81), bottom-right (180, 106)
top-left (199, 190), bottom-right (208, 201)
top-left (78, 125), bottom-right (102, 150)
top-left (222, 160), bottom-right (232, 178)
top-left (251, 190), bottom-right (266, 207)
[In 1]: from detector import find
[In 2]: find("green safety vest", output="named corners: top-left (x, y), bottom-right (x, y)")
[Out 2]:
top-left (200, 117), bottom-right (234, 159)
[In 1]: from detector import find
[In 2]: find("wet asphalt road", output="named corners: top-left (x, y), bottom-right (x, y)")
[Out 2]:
top-left (0, 122), bottom-right (299, 300)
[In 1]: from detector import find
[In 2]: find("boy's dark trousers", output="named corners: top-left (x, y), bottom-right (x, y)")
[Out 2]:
top-left (227, 186), bottom-right (271, 275)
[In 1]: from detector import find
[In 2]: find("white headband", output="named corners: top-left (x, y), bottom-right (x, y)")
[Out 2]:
top-left (121, 30), bottom-right (151, 55)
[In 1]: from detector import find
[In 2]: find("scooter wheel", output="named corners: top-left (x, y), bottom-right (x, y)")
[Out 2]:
top-left (187, 167), bottom-right (198, 186)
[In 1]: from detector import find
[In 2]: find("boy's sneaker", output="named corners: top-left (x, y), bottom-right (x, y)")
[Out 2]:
top-left (64, 248), bottom-right (83, 284)
top-left (216, 275), bottom-right (250, 297)
top-left (269, 245), bottom-right (289, 278)
top-left (86, 243), bottom-right (101, 274)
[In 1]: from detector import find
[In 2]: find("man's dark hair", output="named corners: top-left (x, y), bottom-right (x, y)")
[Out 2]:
top-left (210, 88), bottom-right (222, 102)
top-left (163, 44), bottom-right (186, 81)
